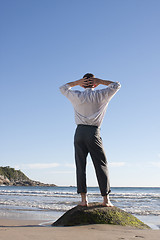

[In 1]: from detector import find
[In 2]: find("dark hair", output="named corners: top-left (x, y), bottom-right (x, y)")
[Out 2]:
top-left (83, 73), bottom-right (95, 79)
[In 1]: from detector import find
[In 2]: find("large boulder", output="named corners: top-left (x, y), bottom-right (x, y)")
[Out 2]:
top-left (52, 203), bottom-right (150, 229)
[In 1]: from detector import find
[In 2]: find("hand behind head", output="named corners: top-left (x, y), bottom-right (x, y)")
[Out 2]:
top-left (82, 78), bottom-right (94, 88)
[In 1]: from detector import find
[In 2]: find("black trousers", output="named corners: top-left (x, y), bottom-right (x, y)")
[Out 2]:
top-left (74, 125), bottom-right (111, 196)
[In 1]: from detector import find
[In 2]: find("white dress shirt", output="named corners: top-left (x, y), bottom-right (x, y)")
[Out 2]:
top-left (60, 82), bottom-right (121, 127)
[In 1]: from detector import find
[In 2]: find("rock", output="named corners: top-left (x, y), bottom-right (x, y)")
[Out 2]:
top-left (52, 203), bottom-right (150, 229)
top-left (0, 175), bottom-right (10, 185)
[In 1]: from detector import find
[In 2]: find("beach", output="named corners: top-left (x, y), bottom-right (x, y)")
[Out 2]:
top-left (0, 218), bottom-right (160, 240)
top-left (0, 186), bottom-right (160, 239)
top-left (0, 186), bottom-right (160, 228)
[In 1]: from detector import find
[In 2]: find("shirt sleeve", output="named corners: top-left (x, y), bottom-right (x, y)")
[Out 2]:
top-left (59, 84), bottom-right (71, 96)
top-left (96, 82), bottom-right (121, 102)
top-left (108, 81), bottom-right (121, 90)
top-left (106, 81), bottom-right (121, 100)
top-left (59, 84), bottom-right (82, 103)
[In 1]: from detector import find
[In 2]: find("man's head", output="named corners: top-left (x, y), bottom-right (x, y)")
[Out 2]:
top-left (83, 73), bottom-right (95, 79)
top-left (83, 73), bottom-right (95, 88)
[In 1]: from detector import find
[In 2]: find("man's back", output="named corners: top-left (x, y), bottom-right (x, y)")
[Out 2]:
top-left (60, 82), bottom-right (121, 126)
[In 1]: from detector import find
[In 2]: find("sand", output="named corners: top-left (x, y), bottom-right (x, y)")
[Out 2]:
top-left (0, 219), bottom-right (160, 240)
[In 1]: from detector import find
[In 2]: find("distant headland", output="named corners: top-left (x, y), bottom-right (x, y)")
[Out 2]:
top-left (0, 166), bottom-right (56, 187)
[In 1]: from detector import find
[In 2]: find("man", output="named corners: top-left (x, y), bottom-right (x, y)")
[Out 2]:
top-left (60, 73), bottom-right (121, 206)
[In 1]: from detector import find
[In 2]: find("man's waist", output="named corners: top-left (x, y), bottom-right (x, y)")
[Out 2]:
top-left (77, 124), bottom-right (99, 128)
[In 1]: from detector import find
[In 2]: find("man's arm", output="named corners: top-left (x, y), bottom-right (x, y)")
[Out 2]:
top-left (59, 78), bottom-right (89, 99)
top-left (60, 77), bottom-right (120, 92)
top-left (67, 78), bottom-right (92, 88)
top-left (67, 78), bottom-right (115, 88)
top-left (91, 78), bottom-right (114, 88)
top-left (87, 77), bottom-right (121, 101)
top-left (66, 79), bottom-right (83, 88)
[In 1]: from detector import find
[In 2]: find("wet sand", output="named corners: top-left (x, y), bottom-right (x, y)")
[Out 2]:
top-left (0, 219), bottom-right (160, 240)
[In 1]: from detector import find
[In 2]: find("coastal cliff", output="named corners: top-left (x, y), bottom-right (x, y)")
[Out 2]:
top-left (0, 166), bottom-right (56, 187)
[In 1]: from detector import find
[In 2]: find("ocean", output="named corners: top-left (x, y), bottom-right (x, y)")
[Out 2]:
top-left (0, 186), bottom-right (160, 229)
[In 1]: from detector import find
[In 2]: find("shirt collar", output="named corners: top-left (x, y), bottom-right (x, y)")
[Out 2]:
top-left (84, 88), bottom-right (94, 91)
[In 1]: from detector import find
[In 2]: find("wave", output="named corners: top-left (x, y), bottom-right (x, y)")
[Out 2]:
top-left (0, 190), bottom-right (78, 198)
top-left (1, 199), bottom-right (160, 216)
top-left (0, 187), bottom-right (160, 216)
top-left (1, 189), bottom-right (160, 198)
top-left (0, 199), bottom-right (75, 212)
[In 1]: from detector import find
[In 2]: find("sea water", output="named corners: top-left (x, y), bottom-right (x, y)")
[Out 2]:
top-left (0, 186), bottom-right (160, 229)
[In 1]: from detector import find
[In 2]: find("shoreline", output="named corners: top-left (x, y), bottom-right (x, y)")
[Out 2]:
top-left (0, 218), bottom-right (160, 240)
top-left (0, 206), bottom-right (159, 230)
top-left (1, 185), bottom-right (160, 236)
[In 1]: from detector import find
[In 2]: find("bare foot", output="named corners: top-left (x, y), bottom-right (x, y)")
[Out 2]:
top-left (79, 193), bottom-right (88, 206)
top-left (78, 201), bottom-right (88, 207)
top-left (102, 201), bottom-right (114, 207)
top-left (102, 195), bottom-right (114, 207)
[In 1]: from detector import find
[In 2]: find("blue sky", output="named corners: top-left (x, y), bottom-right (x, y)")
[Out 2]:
top-left (0, 0), bottom-right (160, 187)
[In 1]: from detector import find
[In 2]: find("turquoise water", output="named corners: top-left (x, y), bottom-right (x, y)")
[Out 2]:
top-left (0, 186), bottom-right (160, 229)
